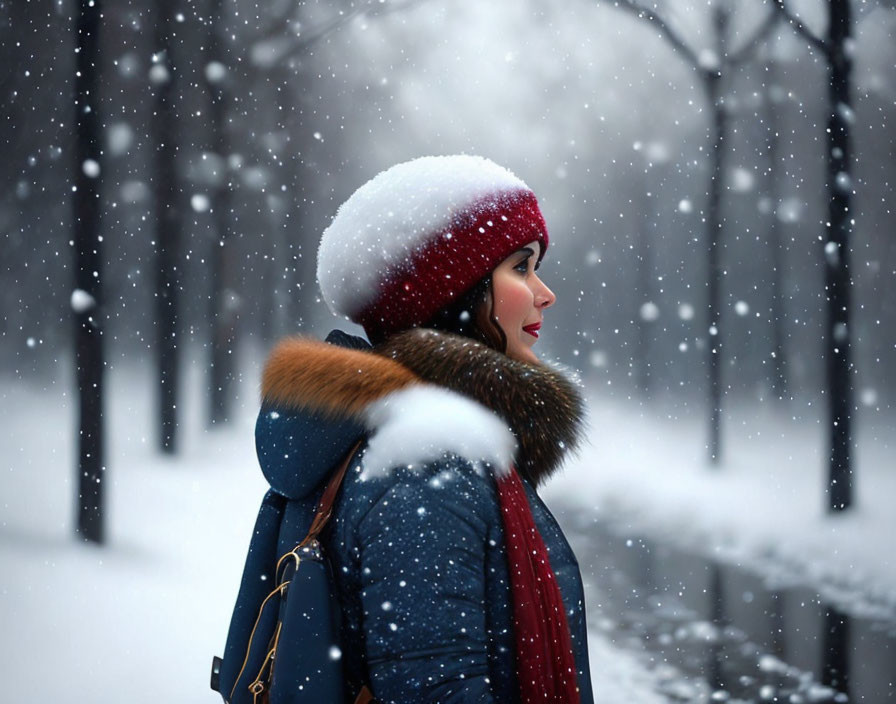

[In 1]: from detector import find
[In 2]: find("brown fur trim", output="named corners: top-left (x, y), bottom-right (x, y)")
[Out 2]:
top-left (375, 328), bottom-right (586, 486)
top-left (261, 337), bottom-right (418, 417)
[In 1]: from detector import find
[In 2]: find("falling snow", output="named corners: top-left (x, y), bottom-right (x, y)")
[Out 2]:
top-left (3, 0), bottom-right (894, 700)
top-left (70, 288), bottom-right (96, 313)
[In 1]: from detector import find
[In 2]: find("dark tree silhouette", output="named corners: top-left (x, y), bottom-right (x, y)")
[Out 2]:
top-left (631, 143), bottom-right (669, 398)
top-left (205, 0), bottom-right (238, 426)
top-left (152, 0), bottom-right (185, 452)
top-left (196, 0), bottom-right (434, 426)
top-left (635, 167), bottom-right (656, 397)
top-left (761, 57), bottom-right (789, 400)
top-left (246, 0), bottom-right (433, 328)
top-left (822, 606), bottom-right (851, 695)
top-left (773, 0), bottom-right (859, 511)
top-left (73, 0), bottom-right (105, 543)
top-left (612, 0), bottom-right (780, 463)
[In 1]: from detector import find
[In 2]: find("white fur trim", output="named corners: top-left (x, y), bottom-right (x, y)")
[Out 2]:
top-left (360, 385), bottom-right (516, 479)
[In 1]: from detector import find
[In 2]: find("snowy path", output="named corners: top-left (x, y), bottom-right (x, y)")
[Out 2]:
top-left (543, 391), bottom-right (896, 624)
top-left (0, 371), bottom-right (265, 702)
top-left (542, 390), bottom-right (896, 702)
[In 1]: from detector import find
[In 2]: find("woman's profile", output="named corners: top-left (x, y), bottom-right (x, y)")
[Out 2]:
top-left (218, 155), bottom-right (593, 704)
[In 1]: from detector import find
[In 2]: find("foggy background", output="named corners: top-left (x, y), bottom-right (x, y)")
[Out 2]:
top-left (5, 0), bottom-right (893, 403)
top-left (2, 0), bottom-right (895, 701)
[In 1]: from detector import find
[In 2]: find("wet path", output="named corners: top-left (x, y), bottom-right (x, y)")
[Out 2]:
top-left (560, 513), bottom-right (896, 702)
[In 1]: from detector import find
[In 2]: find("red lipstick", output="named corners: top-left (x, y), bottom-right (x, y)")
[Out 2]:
top-left (522, 322), bottom-right (541, 338)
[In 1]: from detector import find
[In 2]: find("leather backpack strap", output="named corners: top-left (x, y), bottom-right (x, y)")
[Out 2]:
top-left (300, 438), bottom-right (377, 704)
top-left (301, 438), bottom-right (363, 547)
top-left (354, 685), bottom-right (375, 704)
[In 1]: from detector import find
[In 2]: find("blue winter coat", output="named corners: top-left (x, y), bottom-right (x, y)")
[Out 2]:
top-left (223, 329), bottom-right (594, 704)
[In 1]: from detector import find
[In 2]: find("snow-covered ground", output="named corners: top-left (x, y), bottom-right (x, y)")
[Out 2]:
top-left (544, 388), bottom-right (896, 623)
top-left (1, 360), bottom-right (671, 703)
top-left (0, 362), bottom-right (265, 703)
top-left (2, 357), bottom-right (892, 702)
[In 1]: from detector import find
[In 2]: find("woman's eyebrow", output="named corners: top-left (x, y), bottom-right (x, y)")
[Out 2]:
top-left (515, 247), bottom-right (535, 259)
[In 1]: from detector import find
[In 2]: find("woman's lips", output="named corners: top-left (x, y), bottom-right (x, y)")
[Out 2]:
top-left (522, 323), bottom-right (541, 338)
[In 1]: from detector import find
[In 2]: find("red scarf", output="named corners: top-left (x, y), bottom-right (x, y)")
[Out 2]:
top-left (496, 467), bottom-right (581, 704)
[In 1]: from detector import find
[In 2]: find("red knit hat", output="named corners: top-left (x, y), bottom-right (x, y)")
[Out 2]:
top-left (317, 155), bottom-right (549, 342)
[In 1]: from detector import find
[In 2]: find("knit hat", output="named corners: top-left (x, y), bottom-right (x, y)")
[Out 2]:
top-left (317, 155), bottom-right (549, 342)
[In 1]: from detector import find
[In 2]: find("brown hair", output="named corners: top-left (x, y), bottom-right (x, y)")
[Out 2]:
top-left (422, 275), bottom-right (508, 354)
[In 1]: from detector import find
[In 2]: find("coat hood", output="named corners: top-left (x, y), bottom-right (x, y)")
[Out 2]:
top-left (255, 330), bottom-right (515, 499)
top-left (255, 329), bottom-right (585, 499)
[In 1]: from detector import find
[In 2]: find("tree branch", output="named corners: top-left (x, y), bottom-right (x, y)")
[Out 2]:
top-left (773, 0), bottom-right (830, 56)
top-left (257, 0), bottom-right (299, 40)
top-left (263, 0), bottom-right (432, 67)
top-left (612, 0), bottom-right (702, 71)
top-left (726, 6), bottom-right (781, 66)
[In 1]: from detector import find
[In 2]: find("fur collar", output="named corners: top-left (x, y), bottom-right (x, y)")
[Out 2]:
top-left (261, 329), bottom-right (585, 486)
top-left (262, 337), bottom-right (418, 417)
top-left (376, 329), bottom-right (585, 486)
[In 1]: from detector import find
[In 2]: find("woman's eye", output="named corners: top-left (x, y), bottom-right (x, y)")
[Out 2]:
top-left (514, 259), bottom-right (530, 274)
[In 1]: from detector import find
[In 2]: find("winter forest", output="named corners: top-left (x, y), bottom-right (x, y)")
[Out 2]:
top-left (2, 0), bottom-right (895, 701)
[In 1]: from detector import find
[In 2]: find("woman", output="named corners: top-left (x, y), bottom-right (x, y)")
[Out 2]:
top-left (220, 155), bottom-right (593, 704)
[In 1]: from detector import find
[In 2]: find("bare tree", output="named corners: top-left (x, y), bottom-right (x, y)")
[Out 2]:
top-left (632, 141), bottom-right (670, 398)
top-left (611, 0), bottom-right (780, 463)
top-left (245, 0), bottom-right (432, 327)
top-left (760, 56), bottom-right (789, 400)
top-left (635, 164), bottom-right (657, 398)
top-left (205, 0), bottom-right (239, 426)
top-left (199, 0), bottom-right (433, 425)
top-left (248, 0), bottom-right (429, 70)
top-left (151, 0), bottom-right (185, 453)
top-left (771, 0), bottom-right (879, 510)
top-left (73, 0), bottom-right (105, 543)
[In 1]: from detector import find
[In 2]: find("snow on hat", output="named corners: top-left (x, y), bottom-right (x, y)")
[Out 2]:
top-left (317, 155), bottom-right (549, 341)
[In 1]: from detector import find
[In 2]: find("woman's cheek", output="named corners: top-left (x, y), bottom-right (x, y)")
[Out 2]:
top-left (495, 280), bottom-right (532, 330)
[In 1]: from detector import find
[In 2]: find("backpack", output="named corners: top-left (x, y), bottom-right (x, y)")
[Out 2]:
top-left (211, 440), bottom-right (373, 704)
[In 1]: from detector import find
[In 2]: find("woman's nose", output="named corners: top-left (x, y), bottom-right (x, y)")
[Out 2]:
top-left (534, 275), bottom-right (556, 309)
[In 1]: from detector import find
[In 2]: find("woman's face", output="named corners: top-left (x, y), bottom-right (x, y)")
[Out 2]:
top-left (481, 240), bottom-right (556, 364)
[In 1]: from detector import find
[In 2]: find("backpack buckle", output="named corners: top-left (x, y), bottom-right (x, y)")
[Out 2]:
top-left (210, 655), bottom-right (222, 692)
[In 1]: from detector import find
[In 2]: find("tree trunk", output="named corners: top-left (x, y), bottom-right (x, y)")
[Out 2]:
top-left (73, 0), bottom-right (105, 543)
top-left (271, 64), bottom-right (298, 339)
top-left (705, 5), bottom-right (730, 465)
top-left (207, 0), bottom-right (238, 426)
top-left (636, 171), bottom-right (654, 397)
top-left (706, 73), bottom-right (725, 465)
top-left (825, 0), bottom-right (854, 511)
top-left (152, 0), bottom-right (183, 452)
top-left (822, 606), bottom-right (851, 695)
top-left (764, 59), bottom-right (788, 400)
top-left (706, 564), bottom-right (726, 689)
